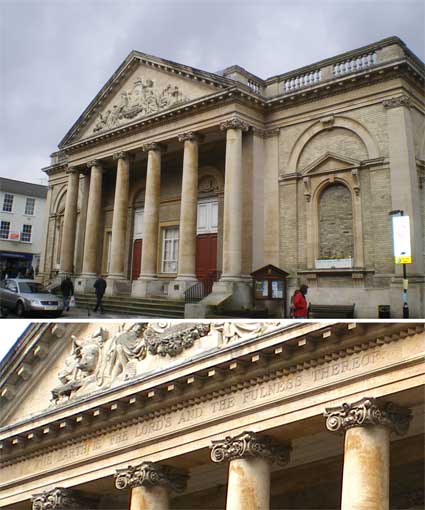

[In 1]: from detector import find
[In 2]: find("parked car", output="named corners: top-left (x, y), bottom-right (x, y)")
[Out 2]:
top-left (0, 279), bottom-right (64, 317)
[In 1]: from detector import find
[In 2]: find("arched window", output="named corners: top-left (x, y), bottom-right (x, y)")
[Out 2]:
top-left (319, 184), bottom-right (353, 261)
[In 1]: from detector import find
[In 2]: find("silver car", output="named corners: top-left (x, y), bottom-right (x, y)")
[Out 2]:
top-left (0, 279), bottom-right (64, 317)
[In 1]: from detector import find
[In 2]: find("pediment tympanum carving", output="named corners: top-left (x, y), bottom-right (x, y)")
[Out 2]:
top-left (301, 151), bottom-right (360, 176)
top-left (51, 323), bottom-right (211, 404)
top-left (73, 61), bottom-right (221, 142)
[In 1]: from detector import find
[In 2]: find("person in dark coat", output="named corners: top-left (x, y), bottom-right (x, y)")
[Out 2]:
top-left (60, 277), bottom-right (74, 311)
top-left (93, 275), bottom-right (107, 313)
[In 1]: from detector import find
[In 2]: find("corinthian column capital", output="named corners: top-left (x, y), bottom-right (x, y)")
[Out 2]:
top-left (141, 142), bottom-right (166, 153)
top-left (220, 117), bottom-right (250, 132)
top-left (178, 131), bottom-right (204, 143)
top-left (210, 430), bottom-right (291, 465)
top-left (324, 397), bottom-right (411, 435)
top-left (115, 461), bottom-right (188, 493)
top-left (383, 94), bottom-right (411, 109)
top-left (32, 487), bottom-right (96, 510)
top-left (113, 151), bottom-right (129, 161)
top-left (86, 159), bottom-right (103, 169)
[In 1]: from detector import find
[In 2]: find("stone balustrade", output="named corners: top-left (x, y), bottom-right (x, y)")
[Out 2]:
top-left (333, 50), bottom-right (377, 76)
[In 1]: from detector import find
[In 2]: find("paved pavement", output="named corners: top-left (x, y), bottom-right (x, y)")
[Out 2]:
top-left (2, 306), bottom-right (149, 319)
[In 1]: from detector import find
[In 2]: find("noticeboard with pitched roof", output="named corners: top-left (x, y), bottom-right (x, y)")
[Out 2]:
top-left (251, 264), bottom-right (289, 303)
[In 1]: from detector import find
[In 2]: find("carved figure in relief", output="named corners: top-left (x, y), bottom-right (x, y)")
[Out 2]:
top-left (102, 323), bottom-right (147, 383)
top-left (213, 322), bottom-right (283, 344)
top-left (92, 76), bottom-right (188, 133)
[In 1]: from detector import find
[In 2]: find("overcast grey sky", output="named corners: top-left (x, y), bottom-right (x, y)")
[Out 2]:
top-left (1, 0), bottom-right (424, 184)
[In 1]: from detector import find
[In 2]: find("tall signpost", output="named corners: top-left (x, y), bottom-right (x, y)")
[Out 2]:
top-left (390, 210), bottom-right (411, 318)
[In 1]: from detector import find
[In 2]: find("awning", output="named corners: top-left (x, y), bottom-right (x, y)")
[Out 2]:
top-left (0, 252), bottom-right (33, 261)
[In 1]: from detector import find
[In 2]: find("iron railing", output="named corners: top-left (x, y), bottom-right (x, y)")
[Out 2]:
top-left (184, 272), bottom-right (220, 304)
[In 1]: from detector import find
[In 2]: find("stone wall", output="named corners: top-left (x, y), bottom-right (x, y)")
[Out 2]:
top-left (319, 184), bottom-right (353, 259)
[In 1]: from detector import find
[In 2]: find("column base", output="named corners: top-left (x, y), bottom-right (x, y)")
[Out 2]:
top-left (105, 277), bottom-right (131, 296)
top-left (167, 276), bottom-right (197, 299)
top-left (74, 274), bottom-right (97, 294)
top-left (132, 277), bottom-right (169, 298)
top-left (209, 279), bottom-right (252, 309)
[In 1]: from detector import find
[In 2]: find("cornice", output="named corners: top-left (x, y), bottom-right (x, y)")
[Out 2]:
top-left (1, 322), bottom-right (423, 467)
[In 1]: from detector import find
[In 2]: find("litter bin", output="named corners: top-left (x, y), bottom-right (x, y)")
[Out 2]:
top-left (378, 305), bottom-right (391, 318)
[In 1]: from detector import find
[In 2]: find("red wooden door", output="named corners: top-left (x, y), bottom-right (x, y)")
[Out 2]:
top-left (196, 234), bottom-right (217, 280)
top-left (131, 239), bottom-right (143, 281)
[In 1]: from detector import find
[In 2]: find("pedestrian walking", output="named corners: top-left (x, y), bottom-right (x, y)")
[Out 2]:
top-left (60, 276), bottom-right (74, 311)
top-left (290, 284), bottom-right (309, 319)
top-left (93, 275), bottom-right (107, 314)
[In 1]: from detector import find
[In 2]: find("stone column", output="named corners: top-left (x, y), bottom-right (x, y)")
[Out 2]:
top-left (210, 430), bottom-right (291, 510)
top-left (59, 167), bottom-right (80, 274)
top-left (169, 132), bottom-right (202, 298)
top-left (220, 118), bottom-right (249, 281)
top-left (132, 143), bottom-right (164, 298)
top-left (81, 160), bottom-right (104, 276)
top-left (115, 461), bottom-right (188, 510)
top-left (74, 173), bottom-right (90, 274)
top-left (109, 151), bottom-right (131, 279)
top-left (32, 487), bottom-right (97, 509)
top-left (325, 397), bottom-right (411, 510)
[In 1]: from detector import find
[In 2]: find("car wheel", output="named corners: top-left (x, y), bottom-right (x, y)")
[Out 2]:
top-left (15, 301), bottom-right (25, 318)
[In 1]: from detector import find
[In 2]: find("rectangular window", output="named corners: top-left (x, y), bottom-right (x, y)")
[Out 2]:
top-left (0, 221), bottom-right (10, 239)
top-left (2, 193), bottom-right (14, 212)
top-left (21, 224), bottom-right (32, 243)
top-left (161, 226), bottom-right (179, 273)
top-left (25, 197), bottom-right (35, 216)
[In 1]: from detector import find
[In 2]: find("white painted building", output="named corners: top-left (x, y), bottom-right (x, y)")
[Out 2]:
top-left (0, 178), bottom-right (47, 278)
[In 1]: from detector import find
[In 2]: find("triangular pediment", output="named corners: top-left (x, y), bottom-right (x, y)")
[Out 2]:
top-left (301, 151), bottom-right (360, 175)
top-left (60, 52), bottom-right (232, 147)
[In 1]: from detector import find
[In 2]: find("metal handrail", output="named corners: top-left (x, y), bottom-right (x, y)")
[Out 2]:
top-left (184, 272), bottom-right (220, 304)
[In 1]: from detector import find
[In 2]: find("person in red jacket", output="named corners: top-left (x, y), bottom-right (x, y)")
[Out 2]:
top-left (292, 284), bottom-right (309, 318)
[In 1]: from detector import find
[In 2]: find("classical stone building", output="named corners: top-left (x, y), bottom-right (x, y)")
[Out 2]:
top-left (0, 321), bottom-right (423, 509)
top-left (39, 36), bottom-right (425, 317)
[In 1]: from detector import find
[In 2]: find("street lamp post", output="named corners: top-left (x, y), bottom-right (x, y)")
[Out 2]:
top-left (389, 209), bottom-right (410, 319)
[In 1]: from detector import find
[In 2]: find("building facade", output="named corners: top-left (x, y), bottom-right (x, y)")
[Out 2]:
top-left (38, 37), bottom-right (425, 317)
top-left (0, 321), bottom-right (423, 509)
top-left (0, 178), bottom-right (47, 278)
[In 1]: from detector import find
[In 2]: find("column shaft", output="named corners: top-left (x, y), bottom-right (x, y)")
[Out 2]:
top-left (226, 457), bottom-right (270, 510)
top-left (82, 162), bottom-right (103, 275)
top-left (177, 136), bottom-right (199, 279)
top-left (130, 486), bottom-right (169, 510)
top-left (341, 426), bottom-right (389, 510)
top-left (109, 153), bottom-right (130, 277)
top-left (222, 127), bottom-right (243, 279)
top-left (60, 170), bottom-right (79, 273)
top-left (140, 147), bottom-right (162, 278)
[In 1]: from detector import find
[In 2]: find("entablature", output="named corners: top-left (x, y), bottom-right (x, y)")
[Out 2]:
top-left (1, 321), bottom-right (423, 464)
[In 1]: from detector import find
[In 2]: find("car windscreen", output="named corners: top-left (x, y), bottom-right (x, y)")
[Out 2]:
top-left (18, 282), bottom-right (46, 294)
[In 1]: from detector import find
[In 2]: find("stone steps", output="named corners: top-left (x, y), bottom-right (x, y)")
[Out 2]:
top-left (75, 294), bottom-right (185, 318)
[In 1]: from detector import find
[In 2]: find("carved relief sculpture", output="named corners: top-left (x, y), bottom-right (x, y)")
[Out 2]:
top-left (93, 76), bottom-right (188, 133)
top-left (212, 322), bottom-right (283, 344)
top-left (51, 323), bottom-right (211, 403)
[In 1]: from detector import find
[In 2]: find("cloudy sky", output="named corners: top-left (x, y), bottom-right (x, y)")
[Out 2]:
top-left (1, 0), bottom-right (424, 184)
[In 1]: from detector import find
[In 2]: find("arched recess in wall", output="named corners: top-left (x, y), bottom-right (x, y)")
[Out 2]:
top-left (306, 175), bottom-right (364, 269)
top-left (288, 115), bottom-right (380, 171)
top-left (318, 182), bottom-right (353, 260)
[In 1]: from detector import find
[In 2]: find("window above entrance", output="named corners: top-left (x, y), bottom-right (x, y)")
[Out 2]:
top-left (197, 200), bottom-right (218, 235)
